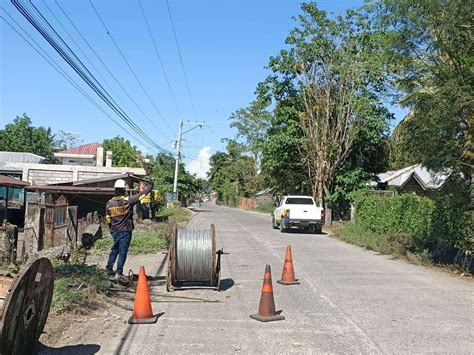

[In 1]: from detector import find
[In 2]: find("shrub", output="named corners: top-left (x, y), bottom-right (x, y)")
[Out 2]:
top-left (349, 190), bottom-right (472, 267)
top-left (352, 191), bottom-right (435, 251)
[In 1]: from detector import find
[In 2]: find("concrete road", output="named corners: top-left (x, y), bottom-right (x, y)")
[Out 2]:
top-left (103, 204), bottom-right (473, 354)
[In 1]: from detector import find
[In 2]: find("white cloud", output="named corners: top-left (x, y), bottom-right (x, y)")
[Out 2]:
top-left (187, 146), bottom-right (211, 179)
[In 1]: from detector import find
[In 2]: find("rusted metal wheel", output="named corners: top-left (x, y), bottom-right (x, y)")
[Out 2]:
top-left (0, 258), bottom-right (54, 355)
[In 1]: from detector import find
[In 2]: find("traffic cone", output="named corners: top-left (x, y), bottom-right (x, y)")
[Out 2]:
top-left (250, 265), bottom-right (285, 322)
top-left (128, 266), bottom-right (161, 324)
top-left (277, 246), bottom-right (300, 285)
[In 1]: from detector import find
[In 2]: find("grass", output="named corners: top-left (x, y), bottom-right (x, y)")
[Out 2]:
top-left (95, 207), bottom-right (191, 254)
top-left (95, 230), bottom-right (169, 254)
top-left (334, 223), bottom-right (409, 256)
top-left (51, 261), bottom-right (109, 315)
top-left (156, 206), bottom-right (192, 224)
top-left (250, 203), bottom-right (275, 214)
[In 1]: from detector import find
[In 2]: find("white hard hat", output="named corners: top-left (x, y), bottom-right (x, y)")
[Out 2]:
top-left (114, 179), bottom-right (126, 189)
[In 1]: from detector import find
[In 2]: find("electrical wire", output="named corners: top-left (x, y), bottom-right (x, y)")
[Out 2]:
top-left (53, 0), bottom-right (169, 144)
top-left (165, 0), bottom-right (197, 121)
top-left (89, 0), bottom-right (175, 136)
top-left (0, 8), bottom-right (155, 153)
top-left (11, 0), bottom-right (169, 153)
top-left (41, 0), bottom-right (128, 110)
top-left (138, 0), bottom-right (181, 119)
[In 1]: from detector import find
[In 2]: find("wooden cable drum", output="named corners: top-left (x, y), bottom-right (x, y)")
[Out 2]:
top-left (0, 258), bottom-right (54, 355)
top-left (167, 224), bottom-right (221, 291)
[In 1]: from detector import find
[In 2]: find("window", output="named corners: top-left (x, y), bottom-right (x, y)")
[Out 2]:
top-left (285, 198), bottom-right (314, 205)
top-left (54, 205), bottom-right (67, 226)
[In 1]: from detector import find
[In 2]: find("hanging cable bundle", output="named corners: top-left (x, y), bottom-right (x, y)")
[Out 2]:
top-left (167, 224), bottom-right (222, 291)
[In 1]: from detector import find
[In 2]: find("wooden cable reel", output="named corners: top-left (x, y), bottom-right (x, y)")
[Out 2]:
top-left (167, 224), bottom-right (222, 291)
top-left (0, 258), bottom-right (54, 355)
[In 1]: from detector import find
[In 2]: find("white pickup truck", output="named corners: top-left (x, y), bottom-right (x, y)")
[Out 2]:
top-left (272, 195), bottom-right (325, 234)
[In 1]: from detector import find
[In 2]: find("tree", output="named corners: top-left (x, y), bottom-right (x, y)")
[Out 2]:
top-left (372, 0), bottom-right (473, 173)
top-left (229, 96), bottom-right (271, 164)
top-left (0, 114), bottom-right (56, 161)
top-left (208, 140), bottom-right (257, 206)
top-left (232, 3), bottom-right (392, 206)
top-left (102, 136), bottom-right (143, 168)
top-left (54, 130), bottom-right (82, 150)
top-left (150, 153), bottom-right (203, 201)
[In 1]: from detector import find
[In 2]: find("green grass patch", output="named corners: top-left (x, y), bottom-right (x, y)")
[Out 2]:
top-left (334, 223), bottom-right (410, 256)
top-left (157, 207), bottom-right (192, 224)
top-left (51, 262), bottom-right (109, 315)
top-left (95, 230), bottom-right (169, 254)
top-left (251, 203), bottom-right (275, 214)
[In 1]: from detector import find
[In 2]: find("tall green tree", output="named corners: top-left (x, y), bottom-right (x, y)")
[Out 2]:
top-left (150, 153), bottom-right (203, 201)
top-left (102, 136), bottom-right (143, 168)
top-left (208, 140), bottom-right (257, 206)
top-left (372, 0), bottom-right (473, 175)
top-left (231, 3), bottom-right (392, 206)
top-left (276, 4), bottom-right (392, 204)
top-left (0, 114), bottom-right (56, 161)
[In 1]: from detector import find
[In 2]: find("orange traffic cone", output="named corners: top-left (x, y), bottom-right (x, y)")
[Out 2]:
top-left (128, 266), bottom-right (161, 324)
top-left (277, 245), bottom-right (300, 285)
top-left (250, 265), bottom-right (285, 322)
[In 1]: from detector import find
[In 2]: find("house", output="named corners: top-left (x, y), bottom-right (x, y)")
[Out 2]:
top-left (255, 188), bottom-right (275, 206)
top-left (3, 145), bottom-right (145, 185)
top-left (372, 164), bottom-right (459, 197)
top-left (0, 151), bottom-right (48, 164)
top-left (54, 143), bottom-right (111, 167)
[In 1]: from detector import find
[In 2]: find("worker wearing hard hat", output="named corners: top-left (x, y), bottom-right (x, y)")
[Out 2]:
top-left (105, 179), bottom-right (153, 280)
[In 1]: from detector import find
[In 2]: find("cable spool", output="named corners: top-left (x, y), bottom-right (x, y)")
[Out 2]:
top-left (167, 224), bottom-right (222, 291)
top-left (0, 258), bottom-right (54, 355)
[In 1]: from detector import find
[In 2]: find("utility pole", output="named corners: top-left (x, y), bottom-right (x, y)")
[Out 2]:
top-left (172, 119), bottom-right (183, 199)
top-left (172, 119), bottom-right (205, 201)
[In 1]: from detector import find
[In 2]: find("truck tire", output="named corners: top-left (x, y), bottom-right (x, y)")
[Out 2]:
top-left (272, 216), bottom-right (278, 229)
top-left (313, 225), bottom-right (322, 234)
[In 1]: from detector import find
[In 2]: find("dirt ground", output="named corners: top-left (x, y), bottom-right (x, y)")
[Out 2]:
top-left (36, 252), bottom-right (166, 354)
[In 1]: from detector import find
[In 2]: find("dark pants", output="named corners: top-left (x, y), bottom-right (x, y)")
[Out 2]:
top-left (106, 231), bottom-right (132, 275)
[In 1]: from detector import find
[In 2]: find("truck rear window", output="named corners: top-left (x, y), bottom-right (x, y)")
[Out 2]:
top-left (285, 198), bottom-right (314, 205)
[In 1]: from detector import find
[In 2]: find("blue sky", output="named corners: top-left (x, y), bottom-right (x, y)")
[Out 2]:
top-left (1, 0), bottom-right (405, 177)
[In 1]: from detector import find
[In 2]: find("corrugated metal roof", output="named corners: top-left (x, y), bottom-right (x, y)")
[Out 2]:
top-left (0, 174), bottom-right (30, 187)
top-left (56, 143), bottom-right (101, 156)
top-left (0, 151), bottom-right (47, 164)
top-left (27, 185), bottom-right (115, 195)
top-left (50, 173), bottom-right (147, 186)
top-left (374, 164), bottom-right (451, 190)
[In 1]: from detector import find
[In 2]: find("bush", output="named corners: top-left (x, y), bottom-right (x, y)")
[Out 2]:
top-left (346, 191), bottom-right (473, 267)
top-left (353, 191), bottom-right (435, 250)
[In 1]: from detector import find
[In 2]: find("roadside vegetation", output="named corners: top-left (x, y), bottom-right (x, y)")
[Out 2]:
top-left (51, 261), bottom-right (109, 315)
top-left (335, 191), bottom-right (472, 271)
top-left (52, 206), bottom-right (191, 315)
top-left (207, 1), bottom-right (472, 270)
top-left (95, 207), bottom-right (191, 254)
top-left (252, 203), bottom-right (275, 214)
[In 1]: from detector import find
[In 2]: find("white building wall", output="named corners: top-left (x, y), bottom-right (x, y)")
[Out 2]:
top-left (5, 163), bottom-right (146, 185)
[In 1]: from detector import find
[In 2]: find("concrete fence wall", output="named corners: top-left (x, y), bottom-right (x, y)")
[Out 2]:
top-left (6, 162), bottom-right (146, 185)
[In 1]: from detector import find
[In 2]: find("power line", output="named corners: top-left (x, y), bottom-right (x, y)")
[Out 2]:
top-left (53, 0), bottom-right (170, 144)
top-left (0, 8), bottom-right (154, 153)
top-left (89, 0), bottom-right (175, 135)
top-left (12, 0), bottom-right (169, 153)
top-left (41, 0), bottom-right (128, 110)
top-left (138, 0), bottom-right (181, 119)
top-left (165, 0), bottom-right (197, 121)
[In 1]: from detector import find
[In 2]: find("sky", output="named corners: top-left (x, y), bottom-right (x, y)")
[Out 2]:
top-left (0, 0), bottom-right (406, 178)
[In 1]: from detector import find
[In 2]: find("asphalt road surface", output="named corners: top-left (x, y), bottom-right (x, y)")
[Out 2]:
top-left (102, 204), bottom-right (473, 354)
